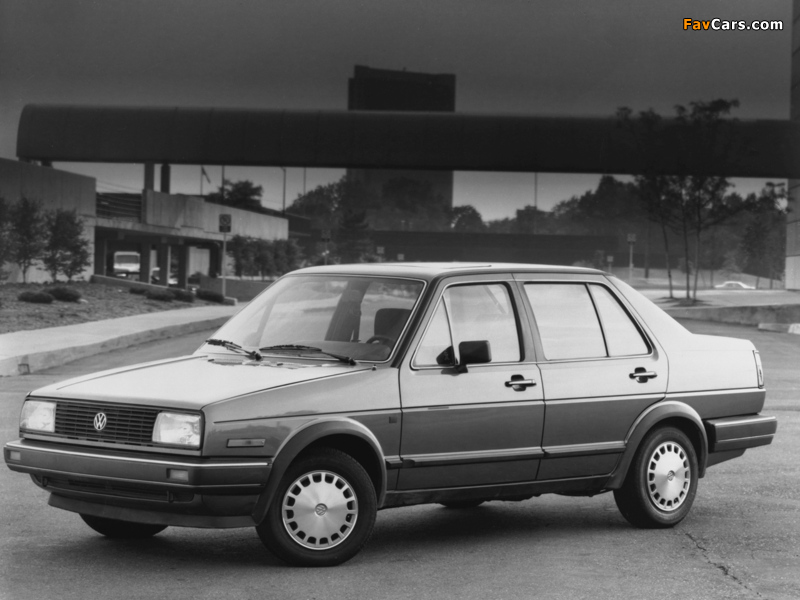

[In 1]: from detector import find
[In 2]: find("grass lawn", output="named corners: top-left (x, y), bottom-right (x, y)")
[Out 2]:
top-left (0, 281), bottom-right (218, 334)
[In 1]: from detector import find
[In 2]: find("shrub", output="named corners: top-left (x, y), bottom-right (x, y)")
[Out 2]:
top-left (48, 286), bottom-right (82, 302)
top-left (171, 289), bottom-right (195, 303)
top-left (18, 290), bottom-right (54, 304)
top-left (129, 287), bottom-right (147, 295)
top-left (196, 289), bottom-right (225, 303)
top-left (145, 289), bottom-right (174, 302)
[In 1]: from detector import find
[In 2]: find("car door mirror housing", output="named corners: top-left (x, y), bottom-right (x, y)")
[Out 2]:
top-left (456, 340), bottom-right (492, 372)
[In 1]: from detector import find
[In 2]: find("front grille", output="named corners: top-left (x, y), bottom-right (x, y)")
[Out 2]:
top-left (54, 400), bottom-right (159, 446)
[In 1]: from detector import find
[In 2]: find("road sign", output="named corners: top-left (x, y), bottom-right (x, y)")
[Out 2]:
top-left (321, 229), bottom-right (331, 242)
top-left (219, 214), bottom-right (232, 233)
top-left (627, 233), bottom-right (637, 244)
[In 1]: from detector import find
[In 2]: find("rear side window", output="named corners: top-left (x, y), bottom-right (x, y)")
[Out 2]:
top-left (524, 284), bottom-right (605, 360)
top-left (524, 283), bottom-right (648, 361)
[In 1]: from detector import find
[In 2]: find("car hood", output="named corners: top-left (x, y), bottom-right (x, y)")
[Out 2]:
top-left (29, 354), bottom-right (371, 410)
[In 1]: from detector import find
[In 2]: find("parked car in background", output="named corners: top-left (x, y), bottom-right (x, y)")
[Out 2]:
top-left (112, 251), bottom-right (140, 278)
top-left (714, 280), bottom-right (756, 290)
top-left (5, 263), bottom-right (777, 566)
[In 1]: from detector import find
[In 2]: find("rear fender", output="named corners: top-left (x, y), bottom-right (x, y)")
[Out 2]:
top-left (607, 400), bottom-right (708, 489)
top-left (250, 418), bottom-right (387, 525)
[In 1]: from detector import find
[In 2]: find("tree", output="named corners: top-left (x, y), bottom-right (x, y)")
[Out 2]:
top-left (0, 197), bottom-right (10, 280)
top-left (672, 99), bottom-right (742, 300)
top-left (739, 184), bottom-right (787, 288)
top-left (253, 239), bottom-right (276, 279)
top-left (227, 235), bottom-right (256, 278)
top-left (618, 100), bottom-right (743, 301)
top-left (207, 179), bottom-right (264, 211)
top-left (42, 208), bottom-right (92, 282)
top-left (9, 197), bottom-right (47, 283)
top-left (450, 205), bottom-right (486, 232)
top-left (337, 210), bottom-right (373, 263)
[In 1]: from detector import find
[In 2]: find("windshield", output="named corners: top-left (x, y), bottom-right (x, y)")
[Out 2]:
top-left (206, 274), bottom-right (425, 362)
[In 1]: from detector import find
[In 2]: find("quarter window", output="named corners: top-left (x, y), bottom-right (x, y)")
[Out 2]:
top-left (588, 284), bottom-right (649, 356)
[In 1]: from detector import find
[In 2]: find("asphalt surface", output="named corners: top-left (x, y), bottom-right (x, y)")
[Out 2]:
top-left (1, 321), bottom-right (798, 600)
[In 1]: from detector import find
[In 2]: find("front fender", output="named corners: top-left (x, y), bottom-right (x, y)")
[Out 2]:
top-left (250, 417), bottom-right (387, 524)
top-left (606, 400), bottom-right (709, 489)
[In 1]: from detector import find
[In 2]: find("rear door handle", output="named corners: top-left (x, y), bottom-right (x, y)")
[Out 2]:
top-left (630, 368), bottom-right (657, 383)
top-left (505, 375), bottom-right (537, 391)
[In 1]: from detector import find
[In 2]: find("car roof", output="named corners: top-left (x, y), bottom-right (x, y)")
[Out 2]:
top-left (292, 262), bottom-right (604, 282)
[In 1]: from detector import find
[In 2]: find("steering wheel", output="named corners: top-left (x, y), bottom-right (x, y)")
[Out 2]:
top-left (364, 335), bottom-right (394, 345)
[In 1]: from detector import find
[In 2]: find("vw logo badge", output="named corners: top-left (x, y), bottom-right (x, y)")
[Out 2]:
top-left (93, 413), bottom-right (107, 431)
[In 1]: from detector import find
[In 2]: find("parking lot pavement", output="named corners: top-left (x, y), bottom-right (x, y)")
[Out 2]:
top-left (0, 320), bottom-right (798, 600)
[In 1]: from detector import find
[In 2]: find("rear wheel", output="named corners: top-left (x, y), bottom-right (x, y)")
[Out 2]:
top-left (257, 448), bottom-right (377, 567)
top-left (80, 514), bottom-right (167, 538)
top-left (614, 426), bottom-right (698, 528)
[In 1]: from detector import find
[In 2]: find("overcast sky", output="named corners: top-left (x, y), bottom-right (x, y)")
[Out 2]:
top-left (0, 0), bottom-right (792, 218)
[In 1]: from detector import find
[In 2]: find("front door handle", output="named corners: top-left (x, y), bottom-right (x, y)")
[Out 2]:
top-left (630, 367), bottom-right (658, 383)
top-left (505, 375), bottom-right (537, 391)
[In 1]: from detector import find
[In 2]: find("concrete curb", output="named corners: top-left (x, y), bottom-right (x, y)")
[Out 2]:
top-left (665, 304), bottom-right (800, 327)
top-left (757, 322), bottom-right (800, 335)
top-left (0, 305), bottom-right (239, 377)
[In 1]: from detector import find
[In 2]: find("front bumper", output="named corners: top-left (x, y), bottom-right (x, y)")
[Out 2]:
top-left (4, 439), bottom-right (272, 527)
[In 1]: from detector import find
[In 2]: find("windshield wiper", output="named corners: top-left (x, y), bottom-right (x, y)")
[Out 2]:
top-left (205, 339), bottom-right (262, 361)
top-left (258, 344), bottom-right (356, 366)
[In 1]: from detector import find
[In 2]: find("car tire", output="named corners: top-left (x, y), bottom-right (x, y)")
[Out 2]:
top-left (257, 448), bottom-right (377, 567)
top-left (439, 500), bottom-right (485, 509)
top-left (80, 514), bottom-right (167, 538)
top-left (614, 426), bottom-right (698, 529)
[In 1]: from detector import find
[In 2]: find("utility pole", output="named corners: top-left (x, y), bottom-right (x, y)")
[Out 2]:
top-left (627, 233), bottom-right (637, 283)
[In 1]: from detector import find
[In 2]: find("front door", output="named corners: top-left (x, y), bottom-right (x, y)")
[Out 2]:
top-left (397, 280), bottom-right (544, 490)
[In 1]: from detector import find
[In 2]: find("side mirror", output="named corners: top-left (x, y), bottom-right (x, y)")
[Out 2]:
top-left (456, 340), bottom-right (491, 373)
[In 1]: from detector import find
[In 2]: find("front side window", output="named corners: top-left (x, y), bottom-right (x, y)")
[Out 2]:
top-left (208, 275), bottom-right (423, 361)
top-left (414, 283), bottom-right (521, 366)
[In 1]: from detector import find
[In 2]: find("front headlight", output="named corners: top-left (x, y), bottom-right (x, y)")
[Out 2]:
top-left (152, 412), bottom-right (202, 448)
top-left (20, 400), bottom-right (56, 433)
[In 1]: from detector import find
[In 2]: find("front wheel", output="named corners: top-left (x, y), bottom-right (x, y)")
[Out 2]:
top-left (257, 448), bottom-right (377, 567)
top-left (80, 514), bottom-right (167, 538)
top-left (614, 426), bottom-right (698, 528)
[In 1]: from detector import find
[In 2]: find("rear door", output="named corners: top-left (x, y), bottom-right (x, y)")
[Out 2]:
top-left (518, 274), bottom-right (668, 480)
top-left (397, 275), bottom-right (544, 490)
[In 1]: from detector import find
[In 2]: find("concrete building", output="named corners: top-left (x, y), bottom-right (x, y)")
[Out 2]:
top-left (347, 65), bottom-right (455, 220)
top-left (0, 158), bottom-right (287, 285)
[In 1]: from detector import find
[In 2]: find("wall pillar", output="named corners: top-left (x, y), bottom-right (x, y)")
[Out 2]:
top-left (144, 163), bottom-right (155, 191)
top-left (160, 163), bottom-right (171, 194)
top-left (157, 243), bottom-right (172, 286)
top-left (176, 244), bottom-right (189, 288)
top-left (208, 243), bottom-right (220, 278)
top-left (139, 243), bottom-right (153, 283)
top-left (93, 235), bottom-right (107, 276)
